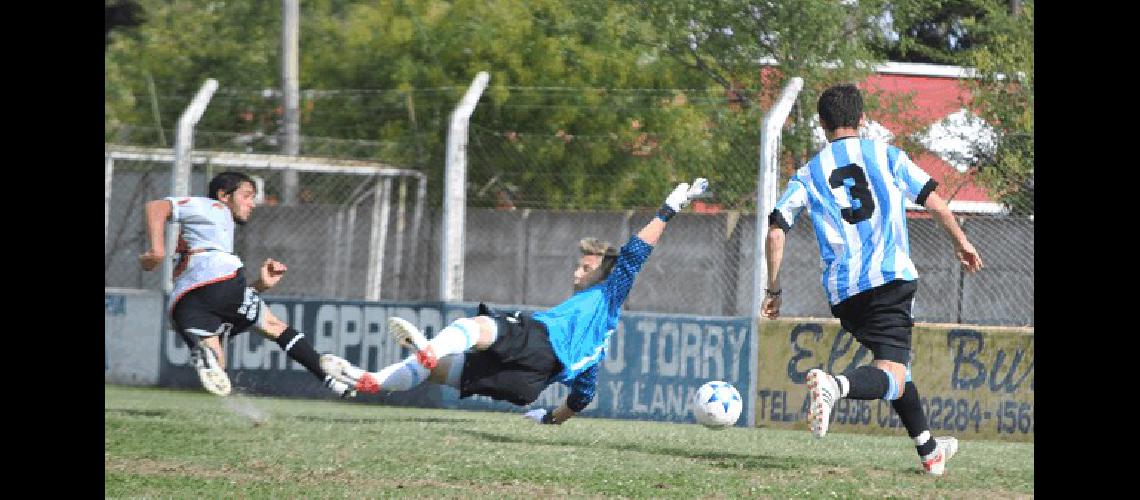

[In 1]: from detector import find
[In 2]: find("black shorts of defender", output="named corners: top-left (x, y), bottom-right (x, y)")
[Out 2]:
top-left (829, 279), bottom-right (918, 364)
top-left (171, 270), bottom-right (261, 346)
top-left (458, 305), bottom-right (563, 406)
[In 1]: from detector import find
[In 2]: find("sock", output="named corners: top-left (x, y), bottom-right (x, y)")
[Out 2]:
top-left (428, 317), bottom-right (493, 358)
top-left (892, 381), bottom-right (938, 457)
top-left (372, 355), bottom-right (430, 391)
top-left (840, 365), bottom-right (892, 400)
top-left (274, 327), bottom-right (325, 381)
top-left (834, 375), bottom-right (851, 398)
top-left (443, 352), bottom-right (465, 389)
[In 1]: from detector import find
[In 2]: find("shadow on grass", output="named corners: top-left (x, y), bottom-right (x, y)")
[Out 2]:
top-left (291, 415), bottom-right (476, 425)
top-left (457, 429), bottom-right (836, 471)
top-left (105, 408), bottom-right (171, 418)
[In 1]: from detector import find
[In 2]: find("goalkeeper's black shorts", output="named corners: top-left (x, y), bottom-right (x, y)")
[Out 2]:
top-left (458, 304), bottom-right (562, 406)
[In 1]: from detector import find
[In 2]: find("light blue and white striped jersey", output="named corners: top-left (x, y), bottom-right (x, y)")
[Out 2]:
top-left (770, 137), bottom-right (937, 305)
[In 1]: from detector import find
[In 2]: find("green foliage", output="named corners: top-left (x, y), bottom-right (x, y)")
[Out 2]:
top-left (637, 0), bottom-right (896, 174)
top-left (868, 0), bottom-right (996, 64)
top-left (104, 0), bottom-right (1029, 212)
top-left (961, 1), bottom-right (1033, 214)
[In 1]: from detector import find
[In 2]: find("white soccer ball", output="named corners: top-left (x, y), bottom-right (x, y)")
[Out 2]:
top-left (693, 381), bottom-right (743, 429)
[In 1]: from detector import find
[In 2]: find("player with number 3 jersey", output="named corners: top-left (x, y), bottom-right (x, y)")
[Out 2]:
top-left (762, 84), bottom-right (983, 476)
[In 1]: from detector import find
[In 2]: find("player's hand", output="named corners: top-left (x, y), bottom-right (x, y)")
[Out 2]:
top-left (761, 295), bottom-right (781, 319)
top-left (523, 408), bottom-right (553, 424)
top-left (956, 240), bottom-right (983, 273)
top-left (139, 249), bottom-right (165, 271)
top-left (258, 258), bottom-right (288, 290)
top-left (664, 177), bottom-right (709, 212)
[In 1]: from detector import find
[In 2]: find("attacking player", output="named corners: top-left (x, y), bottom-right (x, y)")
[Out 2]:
top-left (761, 84), bottom-right (984, 475)
top-left (139, 171), bottom-right (355, 398)
top-left (322, 178), bottom-right (709, 425)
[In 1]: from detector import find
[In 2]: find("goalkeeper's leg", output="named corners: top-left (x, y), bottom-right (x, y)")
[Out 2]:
top-left (320, 352), bottom-right (465, 394)
top-left (388, 316), bottom-right (498, 370)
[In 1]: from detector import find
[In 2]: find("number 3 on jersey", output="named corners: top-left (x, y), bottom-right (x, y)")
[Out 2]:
top-left (828, 163), bottom-right (875, 224)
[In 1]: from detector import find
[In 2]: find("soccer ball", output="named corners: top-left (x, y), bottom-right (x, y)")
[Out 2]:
top-left (693, 381), bottom-right (743, 429)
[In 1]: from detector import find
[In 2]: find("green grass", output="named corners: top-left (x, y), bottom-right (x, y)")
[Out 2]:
top-left (105, 384), bottom-right (1033, 498)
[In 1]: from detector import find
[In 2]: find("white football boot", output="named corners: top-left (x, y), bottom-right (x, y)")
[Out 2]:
top-left (192, 344), bottom-right (232, 396)
top-left (388, 317), bottom-right (438, 370)
top-left (320, 354), bottom-right (379, 395)
top-left (922, 437), bottom-right (959, 476)
top-left (806, 368), bottom-right (839, 438)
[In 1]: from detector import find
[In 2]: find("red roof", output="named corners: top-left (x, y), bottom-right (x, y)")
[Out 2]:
top-left (860, 73), bottom-right (993, 206)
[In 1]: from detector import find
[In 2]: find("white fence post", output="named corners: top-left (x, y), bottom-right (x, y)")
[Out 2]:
top-left (164, 79), bottom-right (219, 295)
top-left (105, 155), bottom-right (114, 246)
top-left (749, 76), bottom-right (803, 427)
top-left (440, 71), bottom-right (490, 302)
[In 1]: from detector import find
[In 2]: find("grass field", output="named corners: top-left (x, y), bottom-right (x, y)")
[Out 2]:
top-left (105, 384), bottom-right (1033, 498)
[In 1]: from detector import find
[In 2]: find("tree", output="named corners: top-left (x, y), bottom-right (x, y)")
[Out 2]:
top-left (867, 0), bottom-right (995, 64)
top-left (961, 0), bottom-right (1033, 214)
top-left (106, 0), bottom-right (145, 46)
top-left (637, 0), bottom-right (905, 176)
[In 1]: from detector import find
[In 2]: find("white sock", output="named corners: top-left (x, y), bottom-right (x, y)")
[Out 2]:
top-left (915, 430), bottom-right (932, 448)
top-left (372, 355), bottom-right (430, 391)
top-left (429, 317), bottom-right (493, 358)
top-left (835, 375), bottom-right (851, 398)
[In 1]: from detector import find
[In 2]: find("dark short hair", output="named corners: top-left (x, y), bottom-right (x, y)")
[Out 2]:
top-left (208, 171), bottom-right (255, 200)
top-left (817, 84), bottom-right (863, 131)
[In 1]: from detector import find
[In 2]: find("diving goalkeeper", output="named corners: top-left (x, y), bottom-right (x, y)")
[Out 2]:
top-left (322, 178), bottom-right (709, 425)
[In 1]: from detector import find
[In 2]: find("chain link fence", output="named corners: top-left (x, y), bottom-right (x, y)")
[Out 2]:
top-left (462, 114), bottom-right (1032, 326)
top-left (104, 147), bottom-right (432, 302)
top-left (105, 85), bottom-right (1031, 326)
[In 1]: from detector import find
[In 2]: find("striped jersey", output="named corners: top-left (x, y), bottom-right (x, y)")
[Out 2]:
top-left (534, 235), bottom-right (653, 384)
top-left (165, 196), bottom-right (245, 308)
top-left (770, 137), bottom-right (937, 305)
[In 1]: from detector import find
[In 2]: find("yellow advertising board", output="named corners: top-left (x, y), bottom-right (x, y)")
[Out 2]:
top-left (756, 319), bottom-right (1033, 442)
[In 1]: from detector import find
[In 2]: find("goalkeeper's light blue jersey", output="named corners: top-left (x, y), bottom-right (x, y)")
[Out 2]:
top-left (534, 235), bottom-right (653, 383)
top-left (771, 137), bottom-right (937, 305)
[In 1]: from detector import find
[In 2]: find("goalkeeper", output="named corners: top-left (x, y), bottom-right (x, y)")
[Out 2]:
top-left (323, 178), bottom-right (709, 425)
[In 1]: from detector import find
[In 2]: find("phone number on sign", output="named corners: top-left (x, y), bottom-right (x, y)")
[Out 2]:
top-left (830, 396), bottom-right (1033, 434)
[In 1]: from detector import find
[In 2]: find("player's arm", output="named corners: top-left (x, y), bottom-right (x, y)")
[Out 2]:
top-left (139, 199), bottom-right (173, 271)
top-left (895, 150), bottom-right (983, 274)
top-left (524, 364), bottom-right (598, 425)
top-left (639, 177), bottom-right (708, 245)
top-left (923, 191), bottom-right (983, 273)
top-left (761, 178), bottom-right (807, 319)
top-left (253, 258), bottom-right (289, 292)
top-left (762, 223), bottom-right (787, 319)
top-left (602, 178), bottom-right (709, 307)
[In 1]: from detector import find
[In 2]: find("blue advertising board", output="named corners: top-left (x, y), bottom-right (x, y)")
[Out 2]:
top-left (157, 299), bottom-right (755, 427)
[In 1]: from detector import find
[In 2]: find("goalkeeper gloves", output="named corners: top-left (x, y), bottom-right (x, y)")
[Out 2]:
top-left (523, 408), bottom-right (557, 424)
top-left (657, 177), bottom-right (709, 222)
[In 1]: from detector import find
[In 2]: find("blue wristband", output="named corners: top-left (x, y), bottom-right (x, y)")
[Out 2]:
top-left (656, 204), bottom-right (677, 222)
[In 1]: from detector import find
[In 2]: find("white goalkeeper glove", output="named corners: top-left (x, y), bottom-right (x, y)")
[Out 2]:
top-left (523, 408), bottom-right (556, 424)
top-left (659, 177), bottom-right (709, 221)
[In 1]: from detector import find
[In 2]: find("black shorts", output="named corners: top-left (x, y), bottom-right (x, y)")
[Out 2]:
top-left (171, 270), bottom-right (262, 344)
top-left (459, 306), bottom-right (562, 406)
top-left (829, 279), bottom-right (918, 364)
